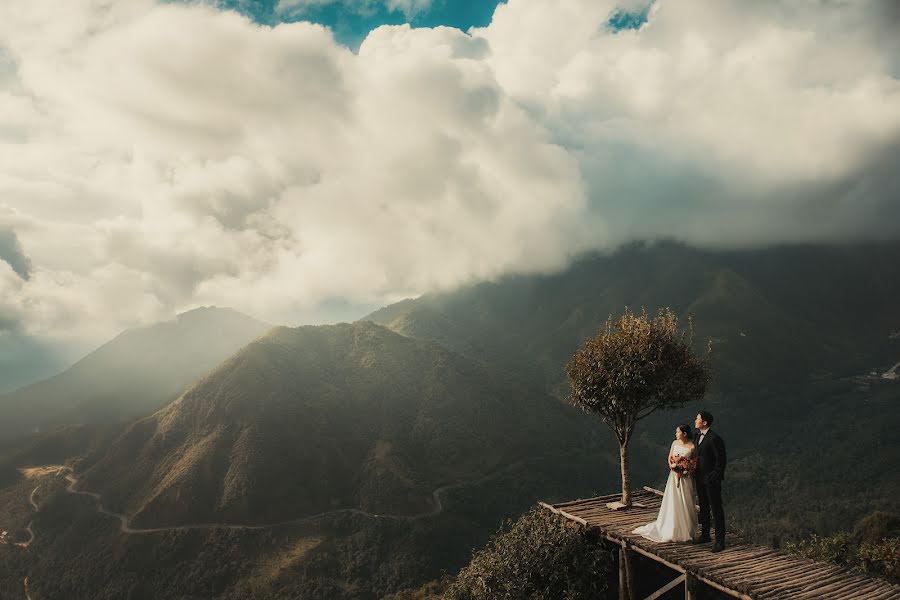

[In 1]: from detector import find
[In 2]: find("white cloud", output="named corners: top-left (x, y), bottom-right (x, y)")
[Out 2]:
top-left (0, 0), bottom-right (898, 342)
top-left (479, 0), bottom-right (900, 181)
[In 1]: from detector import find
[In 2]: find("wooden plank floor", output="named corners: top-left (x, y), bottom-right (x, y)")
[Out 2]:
top-left (541, 489), bottom-right (900, 600)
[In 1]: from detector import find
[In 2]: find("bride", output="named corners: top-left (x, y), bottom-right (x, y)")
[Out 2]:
top-left (633, 424), bottom-right (700, 543)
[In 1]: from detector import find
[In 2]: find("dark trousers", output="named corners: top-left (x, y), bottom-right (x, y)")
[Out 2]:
top-left (696, 477), bottom-right (726, 542)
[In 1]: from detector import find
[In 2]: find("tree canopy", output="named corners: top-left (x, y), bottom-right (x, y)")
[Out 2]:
top-left (565, 307), bottom-right (711, 504)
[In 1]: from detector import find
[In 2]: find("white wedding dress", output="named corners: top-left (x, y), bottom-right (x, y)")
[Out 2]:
top-left (633, 442), bottom-right (700, 542)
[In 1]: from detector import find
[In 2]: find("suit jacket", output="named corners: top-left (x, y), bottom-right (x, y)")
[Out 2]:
top-left (694, 428), bottom-right (726, 483)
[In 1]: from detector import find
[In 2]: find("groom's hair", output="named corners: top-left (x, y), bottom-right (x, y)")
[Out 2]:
top-left (698, 410), bottom-right (714, 426)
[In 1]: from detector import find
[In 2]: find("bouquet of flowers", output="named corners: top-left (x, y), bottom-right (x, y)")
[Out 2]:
top-left (671, 454), bottom-right (697, 489)
top-left (672, 455), bottom-right (697, 477)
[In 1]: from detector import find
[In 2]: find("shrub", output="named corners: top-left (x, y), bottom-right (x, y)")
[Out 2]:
top-left (854, 512), bottom-right (900, 545)
top-left (445, 506), bottom-right (613, 600)
top-left (785, 513), bottom-right (900, 585)
top-left (785, 532), bottom-right (858, 567)
top-left (859, 538), bottom-right (900, 583)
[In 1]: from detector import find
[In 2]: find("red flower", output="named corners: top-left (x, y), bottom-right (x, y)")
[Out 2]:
top-left (672, 455), bottom-right (697, 477)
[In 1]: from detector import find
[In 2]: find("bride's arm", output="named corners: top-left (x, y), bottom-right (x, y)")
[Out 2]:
top-left (667, 442), bottom-right (676, 468)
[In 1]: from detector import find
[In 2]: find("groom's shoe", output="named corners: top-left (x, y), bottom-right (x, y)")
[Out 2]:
top-left (711, 540), bottom-right (726, 553)
top-left (693, 535), bottom-right (711, 544)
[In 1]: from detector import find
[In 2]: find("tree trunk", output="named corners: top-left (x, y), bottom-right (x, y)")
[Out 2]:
top-left (620, 440), bottom-right (631, 506)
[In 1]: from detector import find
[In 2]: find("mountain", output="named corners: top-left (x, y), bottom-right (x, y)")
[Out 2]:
top-left (5, 241), bottom-right (899, 599)
top-left (79, 321), bottom-right (588, 528)
top-left (1, 320), bottom-right (609, 600)
top-left (365, 240), bottom-right (900, 389)
top-left (0, 307), bottom-right (270, 441)
top-left (364, 239), bottom-right (900, 536)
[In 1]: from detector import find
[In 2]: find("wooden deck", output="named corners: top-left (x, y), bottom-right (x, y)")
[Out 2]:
top-left (540, 489), bottom-right (900, 600)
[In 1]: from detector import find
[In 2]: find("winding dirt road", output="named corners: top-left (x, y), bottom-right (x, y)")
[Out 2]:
top-left (19, 461), bottom-right (529, 598)
top-left (37, 449), bottom-right (587, 534)
top-left (13, 484), bottom-right (43, 548)
top-left (56, 456), bottom-right (532, 533)
top-left (19, 448), bottom-right (598, 598)
top-left (17, 471), bottom-right (55, 599)
top-left (28, 486), bottom-right (39, 512)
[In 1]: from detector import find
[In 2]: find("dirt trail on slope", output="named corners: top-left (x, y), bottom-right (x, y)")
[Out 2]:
top-left (58, 461), bottom-right (516, 533)
top-left (38, 449), bottom-right (587, 534)
top-left (19, 449), bottom-right (594, 599)
top-left (14, 473), bottom-right (55, 548)
top-left (17, 467), bottom-right (66, 600)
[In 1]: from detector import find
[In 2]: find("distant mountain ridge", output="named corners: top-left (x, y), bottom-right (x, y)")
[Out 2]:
top-left (0, 307), bottom-right (270, 441)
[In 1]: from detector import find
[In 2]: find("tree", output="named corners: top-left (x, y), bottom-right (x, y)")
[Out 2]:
top-left (565, 307), bottom-right (711, 506)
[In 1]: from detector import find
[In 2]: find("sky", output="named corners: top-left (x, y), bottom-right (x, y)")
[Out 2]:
top-left (1, 0), bottom-right (899, 353)
top-left (220, 0), bottom-right (506, 49)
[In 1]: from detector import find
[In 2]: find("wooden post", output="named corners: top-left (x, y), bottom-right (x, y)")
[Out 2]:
top-left (619, 547), bottom-right (627, 600)
top-left (685, 572), bottom-right (697, 600)
top-left (623, 545), bottom-right (636, 600)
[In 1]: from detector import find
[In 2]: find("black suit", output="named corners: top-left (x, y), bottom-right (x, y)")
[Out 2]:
top-left (694, 428), bottom-right (727, 544)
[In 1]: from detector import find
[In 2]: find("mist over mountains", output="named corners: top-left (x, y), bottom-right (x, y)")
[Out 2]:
top-left (366, 240), bottom-right (900, 389)
top-left (0, 334), bottom-right (81, 395)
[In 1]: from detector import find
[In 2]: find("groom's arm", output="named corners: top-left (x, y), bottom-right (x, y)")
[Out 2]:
top-left (710, 436), bottom-right (727, 482)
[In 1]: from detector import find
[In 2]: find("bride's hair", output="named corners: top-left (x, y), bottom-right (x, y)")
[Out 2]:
top-left (677, 424), bottom-right (692, 439)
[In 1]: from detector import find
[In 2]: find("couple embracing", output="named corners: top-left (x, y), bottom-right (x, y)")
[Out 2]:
top-left (633, 411), bottom-right (727, 552)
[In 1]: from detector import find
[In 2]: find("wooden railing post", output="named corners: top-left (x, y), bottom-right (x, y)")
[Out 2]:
top-left (624, 544), bottom-right (636, 600)
top-left (618, 546), bottom-right (627, 600)
top-left (685, 572), bottom-right (697, 600)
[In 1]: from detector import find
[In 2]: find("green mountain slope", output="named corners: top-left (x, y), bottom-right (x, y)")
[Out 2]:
top-left (0, 307), bottom-right (270, 441)
top-left (80, 321), bottom-right (588, 528)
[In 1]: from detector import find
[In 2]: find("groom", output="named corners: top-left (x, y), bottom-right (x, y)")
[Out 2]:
top-left (694, 411), bottom-right (727, 552)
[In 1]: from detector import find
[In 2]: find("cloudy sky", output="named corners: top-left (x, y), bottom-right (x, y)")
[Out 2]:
top-left (1, 0), bottom-right (899, 350)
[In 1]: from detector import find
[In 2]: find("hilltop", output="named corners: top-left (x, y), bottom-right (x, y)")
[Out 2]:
top-left (0, 307), bottom-right (270, 441)
top-left (79, 321), bottom-right (586, 528)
